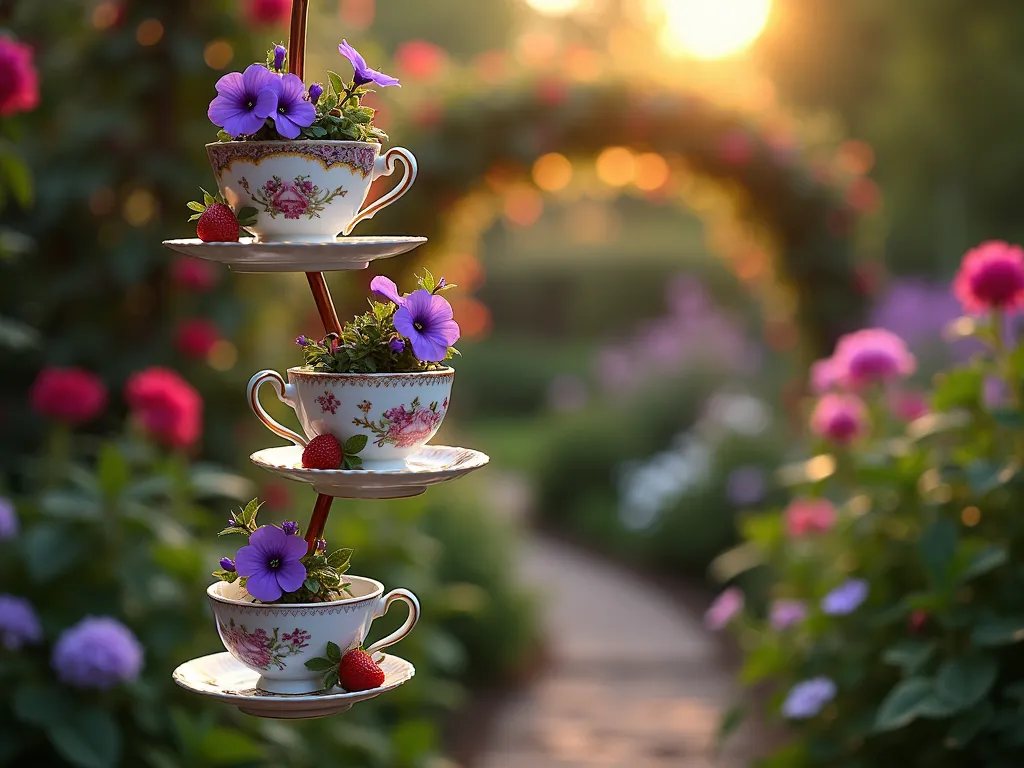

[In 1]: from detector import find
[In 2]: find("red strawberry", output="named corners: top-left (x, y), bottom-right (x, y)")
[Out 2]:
top-left (196, 202), bottom-right (240, 243)
top-left (301, 434), bottom-right (342, 469)
top-left (338, 648), bottom-right (385, 692)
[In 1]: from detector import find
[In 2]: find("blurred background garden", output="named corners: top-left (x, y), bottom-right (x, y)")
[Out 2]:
top-left (4, 0), bottom-right (1024, 766)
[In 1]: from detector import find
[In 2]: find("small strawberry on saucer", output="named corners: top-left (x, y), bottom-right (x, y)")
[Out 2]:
top-left (303, 641), bottom-right (386, 692)
top-left (187, 189), bottom-right (257, 242)
top-left (301, 433), bottom-right (368, 470)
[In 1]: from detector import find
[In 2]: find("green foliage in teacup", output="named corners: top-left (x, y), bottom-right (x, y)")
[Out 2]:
top-left (299, 269), bottom-right (460, 374)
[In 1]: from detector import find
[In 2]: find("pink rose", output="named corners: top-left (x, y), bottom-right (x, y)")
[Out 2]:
top-left (245, 0), bottom-right (291, 27)
top-left (175, 318), bottom-right (221, 360)
top-left (0, 37), bottom-right (39, 117)
top-left (393, 408), bottom-right (440, 447)
top-left (30, 367), bottom-right (107, 426)
top-left (125, 367), bottom-right (202, 449)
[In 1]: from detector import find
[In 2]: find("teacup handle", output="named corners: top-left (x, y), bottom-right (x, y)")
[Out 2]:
top-left (246, 370), bottom-right (307, 448)
top-left (365, 588), bottom-right (421, 656)
top-left (343, 147), bottom-right (418, 236)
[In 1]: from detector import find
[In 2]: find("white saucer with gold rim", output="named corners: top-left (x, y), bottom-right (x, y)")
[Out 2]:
top-left (172, 651), bottom-right (415, 719)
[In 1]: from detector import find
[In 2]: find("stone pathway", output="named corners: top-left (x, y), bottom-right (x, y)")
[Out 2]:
top-left (474, 533), bottom-right (750, 767)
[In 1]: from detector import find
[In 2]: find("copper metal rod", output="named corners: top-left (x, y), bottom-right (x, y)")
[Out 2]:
top-left (289, 0), bottom-right (340, 553)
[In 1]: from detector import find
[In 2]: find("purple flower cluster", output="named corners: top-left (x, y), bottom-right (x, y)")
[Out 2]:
top-left (0, 498), bottom-right (18, 540)
top-left (821, 579), bottom-right (869, 615)
top-left (0, 594), bottom-right (42, 649)
top-left (782, 677), bottom-right (837, 719)
top-left (371, 275), bottom-right (461, 362)
top-left (52, 617), bottom-right (143, 689)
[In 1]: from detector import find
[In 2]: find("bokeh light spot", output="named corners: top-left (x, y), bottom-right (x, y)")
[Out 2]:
top-left (503, 186), bottom-right (544, 227)
top-left (532, 153), bottom-right (573, 192)
top-left (136, 18), bottom-right (164, 46)
top-left (204, 40), bottom-right (234, 70)
top-left (123, 189), bottom-right (158, 227)
top-left (208, 340), bottom-right (238, 371)
top-left (961, 506), bottom-right (981, 527)
top-left (92, 2), bottom-right (120, 30)
top-left (655, 0), bottom-right (771, 59)
top-left (596, 147), bottom-right (636, 187)
top-left (634, 153), bottom-right (670, 191)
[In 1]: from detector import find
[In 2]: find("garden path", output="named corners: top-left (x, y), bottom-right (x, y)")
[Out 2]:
top-left (473, 475), bottom-right (749, 768)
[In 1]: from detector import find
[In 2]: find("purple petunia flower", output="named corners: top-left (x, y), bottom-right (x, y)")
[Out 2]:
top-left (338, 39), bottom-right (400, 88)
top-left (272, 44), bottom-right (287, 72)
top-left (389, 337), bottom-right (406, 353)
top-left (52, 617), bottom-right (143, 689)
top-left (393, 290), bottom-right (461, 362)
top-left (309, 83), bottom-right (323, 105)
top-left (264, 72), bottom-right (316, 140)
top-left (0, 498), bottom-right (18, 540)
top-left (281, 520), bottom-right (299, 536)
top-left (370, 275), bottom-right (404, 306)
top-left (770, 599), bottom-right (807, 630)
top-left (782, 676), bottom-right (836, 719)
top-left (821, 579), bottom-right (868, 615)
top-left (235, 525), bottom-right (307, 602)
top-left (208, 63), bottom-right (278, 137)
top-left (220, 557), bottom-right (235, 572)
top-left (0, 594), bottom-right (42, 649)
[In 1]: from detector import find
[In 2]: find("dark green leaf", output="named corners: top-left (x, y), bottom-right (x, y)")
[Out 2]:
top-left (919, 518), bottom-right (957, 589)
top-left (48, 710), bottom-right (120, 768)
top-left (714, 705), bottom-right (745, 753)
top-left (328, 548), bottom-right (353, 569)
top-left (303, 577), bottom-right (321, 594)
top-left (327, 71), bottom-right (347, 97)
top-left (882, 640), bottom-right (937, 674)
top-left (959, 547), bottom-right (1009, 582)
top-left (971, 617), bottom-right (1024, 647)
top-left (945, 702), bottom-right (994, 749)
top-left (918, 693), bottom-right (960, 719)
top-left (240, 498), bottom-right (261, 527)
top-left (936, 653), bottom-right (998, 709)
top-left (344, 434), bottom-right (368, 454)
top-left (875, 677), bottom-right (935, 732)
top-left (326, 641), bottom-right (342, 663)
top-left (13, 683), bottom-right (73, 727)
top-left (24, 523), bottom-right (87, 582)
top-left (303, 657), bottom-right (337, 671)
top-left (991, 410), bottom-right (1024, 429)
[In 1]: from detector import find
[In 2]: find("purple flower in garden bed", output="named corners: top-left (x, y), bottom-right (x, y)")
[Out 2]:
top-left (52, 617), bottom-right (143, 689)
top-left (810, 393), bottom-right (868, 445)
top-left (0, 498), bottom-right (18, 540)
top-left (393, 290), bottom-right (461, 362)
top-left (705, 587), bottom-right (744, 631)
top-left (264, 73), bottom-right (316, 139)
top-left (338, 39), bottom-right (401, 88)
top-left (821, 579), bottom-right (868, 615)
top-left (235, 525), bottom-right (308, 602)
top-left (770, 599), bottom-right (807, 630)
top-left (831, 328), bottom-right (916, 388)
top-left (0, 594), bottom-right (42, 650)
top-left (208, 63), bottom-right (278, 137)
top-left (782, 676), bottom-right (836, 719)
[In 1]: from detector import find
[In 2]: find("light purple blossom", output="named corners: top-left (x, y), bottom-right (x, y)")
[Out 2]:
top-left (264, 72), bottom-right (316, 139)
top-left (389, 337), bottom-right (406, 353)
top-left (295, 335), bottom-right (309, 347)
top-left (308, 82), bottom-right (323, 105)
top-left (52, 617), bottom-right (143, 689)
top-left (338, 39), bottom-right (401, 88)
top-left (235, 525), bottom-right (307, 602)
top-left (705, 587), bottom-right (743, 631)
top-left (393, 289), bottom-right (461, 362)
top-left (281, 520), bottom-right (299, 536)
top-left (0, 594), bottom-right (42, 649)
top-left (208, 63), bottom-right (278, 137)
top-left (770, 599), bottom-right (807, 630)
top-left (782, 677), bottom-right (836, 719)
top-left (821, 579), bottom-right (868, 615)
top-left (272, 44), bottom-right (286, 72)
top-left (0, 498), bottom-right (18, 540)
top-left (370, 275), bottom-right (404, 306)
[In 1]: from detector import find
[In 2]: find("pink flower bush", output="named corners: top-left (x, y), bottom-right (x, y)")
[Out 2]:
top-left (125, 367), bottom-right (202, 449)
top-left (705, 587), bottom-right (744, 631)
top-left (245, 0), bottom-right (291, 26)
top-left (953, 240), bottom-right (1024, 314)
top-left (784, 498), bottom-right (838, 537)
top-left (30, 367), bottom-right (107, 426)
top-left (175, 318), bottom-right (221, 359)
top-left (810, 393), bottom-right (868, 445)
top-left (831, 328), bottom-right (916, 388)
top-left (0, 37), bottom-right (39, 117)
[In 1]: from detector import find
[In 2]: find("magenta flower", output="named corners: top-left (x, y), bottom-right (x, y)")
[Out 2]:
top-left (264, 72), bottom-right (316, 139)
top-left (0, 37), bottom-right (39, 117)
top-left (235, 525), bottom-right (307, 602)
top-left (810, 393), bottom-right (868, 445)
top-left (339, 39), bottom-right (401, 88)
top-left (705, 587), bottom-right (743, 631)
top-left (208, 63), bottom-right (278, 137)
top-left (809, 357), bottom-right (840, 393)
top-left (770, 599), bottom-right (807, 630)
top-left (831, 328), bottom-right (916, 388)
top-left (370, 275), bottom-right (404, 306)
top-left (393, 290), bottom-right (461, 362)
top-left (954, 240), bottom-right (1024, 314)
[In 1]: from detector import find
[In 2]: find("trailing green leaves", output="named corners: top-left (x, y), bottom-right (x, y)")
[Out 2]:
top-left (875, 677), bottom-right (935, 732)
top-left (935, 653), bottom-right (998, 710)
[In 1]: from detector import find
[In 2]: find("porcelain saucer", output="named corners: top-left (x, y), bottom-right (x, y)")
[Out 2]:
top-left (172, 652), bottom-right (415, 719)
top-left (161, 236), bottom-right (426, 273)
top-left (249, 444), bottom-right (490, 499)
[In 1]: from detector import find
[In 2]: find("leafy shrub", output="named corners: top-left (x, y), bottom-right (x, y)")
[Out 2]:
top-left (716, 241), bottom-right (1024, 766)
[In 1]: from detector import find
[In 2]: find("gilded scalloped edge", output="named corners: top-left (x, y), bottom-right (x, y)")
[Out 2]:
top-left (208, 142), bottom-right (377, 177)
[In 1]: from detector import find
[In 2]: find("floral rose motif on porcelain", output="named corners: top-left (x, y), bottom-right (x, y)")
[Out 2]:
top-left (317, 390), bottom-right (340, 414)
top-left (218, 618), bottom-right (311, 671)
top-left (240, 174), bottom-right (346, 220)
top-left (352, 396), bottom-right (445, 448)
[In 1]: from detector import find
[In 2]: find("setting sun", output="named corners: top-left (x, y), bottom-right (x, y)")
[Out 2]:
top-left (655, 0), bottom-right (772, 59)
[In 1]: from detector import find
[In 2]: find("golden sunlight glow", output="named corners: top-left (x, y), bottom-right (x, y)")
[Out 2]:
top-left (524, 0), bottom-right (582, 16)
top-left (655, 0), bottom-right (771, 59)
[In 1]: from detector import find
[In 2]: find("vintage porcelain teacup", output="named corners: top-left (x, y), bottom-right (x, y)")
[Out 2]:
top-left (247, 367), bottom-right (454, 471)
top-left (208, 575), bottom-right (419, 694)
top-left (206, 140), bottom-right (417, 242)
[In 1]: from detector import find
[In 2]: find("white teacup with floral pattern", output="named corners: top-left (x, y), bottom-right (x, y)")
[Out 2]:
top-left (247, 367), bottom-right (454, 471)
top-left (206, 140), bottom-right (417, 242)
top-left (208, 575), bottom-right (419, 694)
